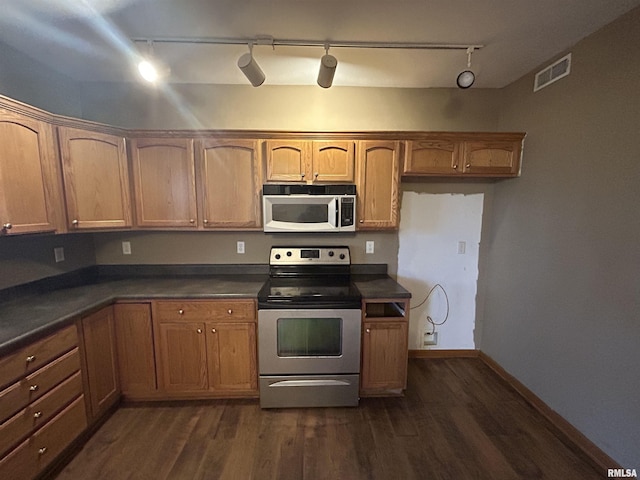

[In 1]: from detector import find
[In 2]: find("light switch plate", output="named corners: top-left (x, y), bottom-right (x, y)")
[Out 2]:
top-left (365, 241), bottom-right (375, 254)
top-left (237, 241), bottom-right (245, 254)
top-left (54, 247), bottom-right (65, 263)
top-left (122, 241), bottom-right (131, 255)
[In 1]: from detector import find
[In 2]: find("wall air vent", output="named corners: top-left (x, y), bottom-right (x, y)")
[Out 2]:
top-left (534, 53), bottom-right (571, 92)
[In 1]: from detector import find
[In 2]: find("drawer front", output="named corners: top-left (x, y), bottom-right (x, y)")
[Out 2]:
top-left (0, 395), bottom-right (86, 480)
top-left (31, 394), bottom-right (87, 474)
top-left (155, 300), bottom-right (256, 322)
top-left (0, 372), bottom-right (83, 457)
top-left (0, 348), bottom-right (80, 422)
top-left (0, 324), bottom-right (78, 390)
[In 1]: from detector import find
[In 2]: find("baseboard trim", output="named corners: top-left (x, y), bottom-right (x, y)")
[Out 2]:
top-left (478, 351), bottom-right (620, 472)
top-left (409, 349), bottom-right (479, 358)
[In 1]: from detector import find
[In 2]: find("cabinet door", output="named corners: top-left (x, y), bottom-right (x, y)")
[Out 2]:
top-left (156, 322), bottom-right (208, 392)
top-left (130, 137), bottom-right (197, 228)
top-left (0, 110), bottom-right (63, 235)
top-left (206, 322), bottom-right (258, 393)
top-left (356, 140), bottom-right (401, 230)
top-left (80, 306), bottom-right (120, 420)
top-left (197, 138), bottom-right (262, 229)
top-left (462, 139), bottom-right (522, 176)
top-left (311, 141), bottom-right (355, 182)
top-left (113, 303), bottom-right (157, 397)
top-left (361, 321), bottom-right (408, 392)
top-left (403, 139), bottom-right (461, 175)
top-left (58, 127), bottom-right (131, 230)
top-left (265, 140), bottom-right (311, 182)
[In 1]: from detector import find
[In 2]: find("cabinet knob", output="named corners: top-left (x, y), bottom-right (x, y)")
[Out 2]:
top-left (72, 219), bottom-right (79, 226)
top-left (178, 309), bottom-right (184, 315)
top-left (29, 384), bottom-right (39, 392)
top-left (26, 355), bottom-right (36, 363)
top-left (196, 328), bottom-right (203, 334)
top-left (453, 164), bottom-right (458, 170)
top-left (38, 447), bottom-right (47, 456)
top-left (366, 328), bottom-right (371, 333)
top-left (2, 223), bottom-right (12, 230)
top-left (227, 309), bottom-right (233, 315)
top-left (211, 328), bottom-right (216, 333)
top-left (359, 219), bottom-right (364, 223)
top-left (34, 411), bottom-right (43, 419)
top-left (203, 219), bottom-right (208, 224)
top-left (314, 172), bottom-right (319, 178)
top-left (466, 164), bottom-right (471, 169)
top-left (301, 173), bottom-right (305, 179)
top-left (189, 218), bottom-right (195, 224)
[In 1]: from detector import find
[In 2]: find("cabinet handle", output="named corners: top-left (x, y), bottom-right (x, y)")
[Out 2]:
top-left (2, 223), bottom-right (12, 230)
top-left (227, 309), bottom-right (233, 315)
top-left (189, 218), bottom-right (195, 224)
top-left (466, 163), bottom-right (471, 169)
top-left (314, 172), bottom-right (319, 178)
top-left (38, 447), bottom-right (47, 455)
top-left (211, 328), bottom-right (216, 333)
top-left (203, 219), bottom-right (208, 224)
top-left (26, 355), bottom-right (36, 363)
top-left (178, 309), bottom-right (184, 315)
top-left (366, 328), bottom-right (371, 333)
top-left (34, 411), bottom-right (43, 419)
top-left (196, 328), bottom-right (203, 334)
top-left (72, 219), bottom-right (79, 226)
top-left (359, 219), bottom-right (364, 223)
top-left (301, 173), bottom-right (305, 179)
top-left (29, 384), bottom-right (39, 392)
top-left (453, 164), bottom-right (458, 170)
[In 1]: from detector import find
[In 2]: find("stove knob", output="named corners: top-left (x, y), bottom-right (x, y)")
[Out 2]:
top-left (275, 254), bottom-right (281, 260)
top-left (339, 253), bottom-right (346, 260)
top-left (286, 251), bottom-right (292, 257)
top-left (328, 251), bottom-right (334, 257)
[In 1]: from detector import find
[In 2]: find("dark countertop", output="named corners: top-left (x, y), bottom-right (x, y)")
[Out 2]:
top-left (0, 270), bottom-right (410, 357)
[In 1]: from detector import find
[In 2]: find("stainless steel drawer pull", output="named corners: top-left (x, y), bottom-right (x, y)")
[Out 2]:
top-left (26, 355), bottom-right (36, 363)
top-left (29, 384), bottom-right (39, 392)
top-left (38, 447), bottom-right (47, 455)
top-left (34, 411), bottom-right (43, 419)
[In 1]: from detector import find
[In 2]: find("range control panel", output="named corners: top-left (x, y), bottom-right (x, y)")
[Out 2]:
top-left (269, 246), bottom-right (351, 265)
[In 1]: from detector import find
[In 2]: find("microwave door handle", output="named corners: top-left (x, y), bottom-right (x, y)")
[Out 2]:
top-left (336, 200), bottom-right (340, 227)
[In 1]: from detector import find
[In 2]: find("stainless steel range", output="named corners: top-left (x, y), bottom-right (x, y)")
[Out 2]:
top-left (257, 246), bottom-right (362, 408)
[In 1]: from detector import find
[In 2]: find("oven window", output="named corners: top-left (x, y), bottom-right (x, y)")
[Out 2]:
top-left (277, 318), bottom-right (342, 357)
top-left (272, 204), bottom-right (328, 224)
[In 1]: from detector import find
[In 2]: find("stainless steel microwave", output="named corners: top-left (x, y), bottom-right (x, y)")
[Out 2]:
top-left (262, 184), bottom-right (356, 233)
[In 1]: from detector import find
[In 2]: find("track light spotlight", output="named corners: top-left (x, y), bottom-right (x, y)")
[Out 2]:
top-left (317, 44), bottom-right (337, 88)
top-left (238, 43), bottom-right (265, 87)
top-left (137, 41), bottom-right (169, 83)
top-left (456, 47), bottom-right (476, 89)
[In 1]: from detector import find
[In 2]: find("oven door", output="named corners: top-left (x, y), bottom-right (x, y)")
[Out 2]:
top-left (263, 194), bottom-right (338, 232)
top-left (258, 308), bottom-right (361, 375)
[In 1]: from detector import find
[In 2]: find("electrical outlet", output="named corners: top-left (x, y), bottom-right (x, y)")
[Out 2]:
top-left (457, 241), bottom-right (466, 255)
top-left (54, 247), bottom-right (65, 263)
top-left (122, 241), bottom-right (131, 255)
top-left (423, 332), bottom-right (438, 346)
top-left (365, 241), bottom-right (375, 254)
top-left (237, 241), bottom-right (245, 254)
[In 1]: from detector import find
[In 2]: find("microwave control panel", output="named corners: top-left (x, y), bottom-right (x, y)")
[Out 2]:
top-left (340, 197), bottom-right (355, 227)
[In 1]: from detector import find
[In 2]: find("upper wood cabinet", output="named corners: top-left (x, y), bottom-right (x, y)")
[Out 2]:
top-left (0, 108), bottom-right (64, 235)
top-left (130, 137), bottom-right (197, 228)
top-left (265, 140), bottom-right (355, 183)
top-left (196, 138), bottom-right (262, 229)
top-left (403, 133), bottom-right (525, 178)
top-left (58, 127), bottom-right (132, 230)
top-left (356, 140), bottom-right (401, 230)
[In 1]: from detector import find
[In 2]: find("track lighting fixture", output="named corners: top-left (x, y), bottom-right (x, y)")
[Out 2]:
top-left (237, 43), bottom-right (266, 87)
top-left (137, 41), bottom-right (169, 83)
top-left (456, 47), bottom-right (476, 89)
top-left (317, 44), bottom-right (337, 88)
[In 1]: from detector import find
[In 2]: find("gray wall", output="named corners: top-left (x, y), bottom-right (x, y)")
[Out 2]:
top-left (483, 7), bottom-right (640, 466)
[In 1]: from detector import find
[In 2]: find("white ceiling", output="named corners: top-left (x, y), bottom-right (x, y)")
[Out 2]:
top-left (2, 0), bottom-right (640, 89)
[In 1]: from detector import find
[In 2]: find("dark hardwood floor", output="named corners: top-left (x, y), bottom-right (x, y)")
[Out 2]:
top-left (54, 358), bottom-right (603, 479)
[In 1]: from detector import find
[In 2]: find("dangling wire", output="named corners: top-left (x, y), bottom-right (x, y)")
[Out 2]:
top-left (410, 283), bottom-right (450, 335)
top-left (466, 46), bottom-right (474, 69)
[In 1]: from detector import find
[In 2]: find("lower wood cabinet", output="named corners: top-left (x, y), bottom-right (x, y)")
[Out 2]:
top-left (153, 299), bottom-right (258, 397)
top-left (360, 299), bottom-right (410, 396)
top-left (78, 305), bottom-right (121, 420)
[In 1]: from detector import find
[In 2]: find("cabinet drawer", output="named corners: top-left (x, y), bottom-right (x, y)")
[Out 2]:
top-left (0, 372), bottom-right (82, 457)
top-left (0, 348), bottom-right (80, 422)
top-left (0, 324), bottom-right (77, 390)
top-left (0, 395), bottom-right (87, 480)
top-left (155, 300), bottom-right (256, 322)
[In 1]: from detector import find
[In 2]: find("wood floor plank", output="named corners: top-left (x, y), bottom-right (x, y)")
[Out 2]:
top-left (53, 359), bottom-right (604, 480)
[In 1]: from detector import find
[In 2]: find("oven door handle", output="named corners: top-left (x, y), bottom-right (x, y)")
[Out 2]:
top-left (267, 379), bottom-right (353, 388)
